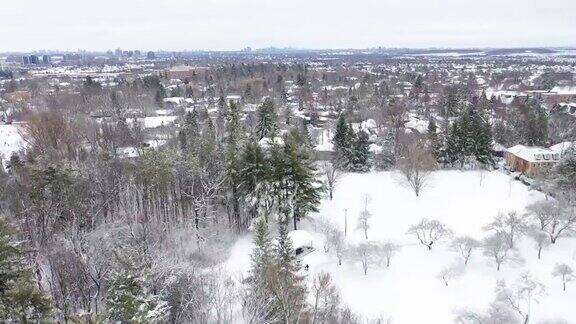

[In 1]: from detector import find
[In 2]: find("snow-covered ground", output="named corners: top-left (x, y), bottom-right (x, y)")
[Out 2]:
top-left (224, 170), bottom-right (576, 323)
top-left (126, 116), bottom-right (178, 128)
top-left (0, 123), bottom-right (25, 168)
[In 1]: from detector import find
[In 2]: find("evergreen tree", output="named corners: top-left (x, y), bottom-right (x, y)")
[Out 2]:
top-left (427, 118), bottom-right (442, 160)
top-left (444, 107), bottom-right (494, 167)
top-left (269, 220), bottom-right (307, 322)
top-left (216, 95), bottom-right (227, 136)
top-left (106, 272), bottom-right (141, 322)
top-left (376, 128), bottom-right (396, 170)
top-left (275, 220), bottom-right (297, 272)
top-left (245, 219), bottom-right (275, 321)
top-left (349, 130), bottom-right (371, 172)
top-left (282, 131), bottom-right (322, 230)
top-left (179, 110), bottom-right (200, 152)
top-left (106, 271), bottom-right (170, 324)
top-left (225, 101), bottom-right (244, 230)
top-left (251, 219), bottom-right (274, 273)
top-left (154, 86), bottom-right (165, 108)
top-left (0, 221), bottom-right (51, 322)
top-left (240, 141), bottom-right (274, 221)
top-left (332, 115), bottom-right (353, 170)
top-left (256, 97), bottom-right (277, 139)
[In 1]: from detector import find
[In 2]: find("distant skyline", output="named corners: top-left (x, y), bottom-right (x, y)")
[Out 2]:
top-left (2, 0), bottom-right (575, 52)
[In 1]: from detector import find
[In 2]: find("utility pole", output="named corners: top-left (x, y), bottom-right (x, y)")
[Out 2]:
top-left (344, 209), bottom-right (348, 237)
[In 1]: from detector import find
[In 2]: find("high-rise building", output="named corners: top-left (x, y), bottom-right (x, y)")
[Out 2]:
top-left (42, 55), bottom-right (51, 65)
top-left (29, 55), bottom-right (39, 64)
top-left (146, 51), bottom-right (156, 59)
top-left (22, 56), bottom-right (30, 65)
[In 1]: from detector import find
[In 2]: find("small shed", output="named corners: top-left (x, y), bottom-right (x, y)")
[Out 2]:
top-left (288, 230), bottom-right (314, 258)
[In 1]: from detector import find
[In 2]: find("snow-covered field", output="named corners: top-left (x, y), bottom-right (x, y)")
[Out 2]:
top-left (0, 123), bottom-right (25, 168)
top-left (225, 171), bottom-right (576, 323)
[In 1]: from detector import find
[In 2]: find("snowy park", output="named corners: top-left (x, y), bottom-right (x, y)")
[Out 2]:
top-left (0, 123), bottom-right (24, 168)
top-left (225, 170), bottom-right (576, 323)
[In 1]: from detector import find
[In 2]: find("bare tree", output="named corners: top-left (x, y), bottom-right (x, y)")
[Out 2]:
top-left (397, 139), bottom-right (436, 197)
top-left (455, 274), bottom-right (545, 324)
top-left (316, 217), bottom-right (338, 253)
top-left (495, 274), bottom-right (546, 324)
top-left (525, 200), bottom-right (562, 231)
top-left (380, 241), bottom-right (400, 267)
top-left (356, 210), bottom-right (372, 240)
top-left (437, 264), bottom-right (464, 286)
top-left (552, 263), bottom-right (574, 291)
top-left (482, 233), bottom-right (523, 271)
top-left (527, 228), bottom-right (551, 260)
top-left (351, 241), bottom-right (384, 275)
top-left (327, 229), bottom-right (347, 266)
top-left (321, 161), bottom-right (342, 201)
top-left (451, 236), bottom-right (480, 265)
top-left (356, 194), bottom-right (372, 240)
top-left (484, 211), bottom-right (529, 249)
top-left (407, 219), bottom-right (452, 250)
top-left (526, 200), bottom-right (576, 244)
top-left (310, 272), bottom-right (341, 324)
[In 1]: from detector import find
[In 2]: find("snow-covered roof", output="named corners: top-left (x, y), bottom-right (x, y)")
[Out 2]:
top-left (288, 230), bottom-right (313, 250)
top-left (550, 142), bottom-right (574, 154)
top-left (258, 137), bottom-right (284, 149)
top-left (116, 147), bottom-right (139, 158)
top-left (369, 143), bottom-right (383, 154)
top-left (506, 145), bottom-right (559, 163)
top-left (163, 97), bottom-right (185, 104)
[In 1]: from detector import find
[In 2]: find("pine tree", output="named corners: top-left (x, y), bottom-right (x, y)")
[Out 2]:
top-left (377, 128), bottom-right (396, 170)
top-left (282, 130), bottom-right (322, 230)
top-left (251, 219), bottom-right (274, 272)
top-left (225, 101), bottom-right (244, 230)
top-left (0, 221), bottom-right (51, 322)
top-left (275, 220), bottom-right (297, 272)
top-left (216, 95), bottom-right (227, 137)
top-left (269, 220), bottom-right (307, 322)
top-left (427, 118), bottom-right (442, 160)
top-left (106, 271), bottom-right (169, 324)
top-left (332, 115), bottom-right (353, 170)
top-left (256, 98), bottom-right (277, 139)
top-left (245, 219), bottom-right (275, 321)
top-left (350, 130), bottom-right (371, 172)
top-left (444, 107), bottom-right (494, 167)
top-left (179, 110), bottom-right (200, 152)
top-left (240, 141), bottom-right (273, 221)
top-left (154, 86), bottom-right (165, 108)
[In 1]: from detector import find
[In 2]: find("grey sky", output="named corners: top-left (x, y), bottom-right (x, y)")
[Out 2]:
top-left (2, 0), bottom-right (575, 51)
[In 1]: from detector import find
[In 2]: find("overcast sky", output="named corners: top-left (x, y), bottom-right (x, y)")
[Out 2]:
top-left (2, 0), bottom-right (575, 52)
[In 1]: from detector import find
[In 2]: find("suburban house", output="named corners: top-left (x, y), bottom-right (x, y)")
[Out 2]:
top-left (505, 145), bottom-right (560, 177)
top-left (550, 142), bottom-right (575, 158)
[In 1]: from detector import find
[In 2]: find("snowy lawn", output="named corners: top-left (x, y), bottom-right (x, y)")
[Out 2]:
top-left (0, 123), bottom-right (25, 168)
top-left (225, 170), bottom-right (576, 323)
